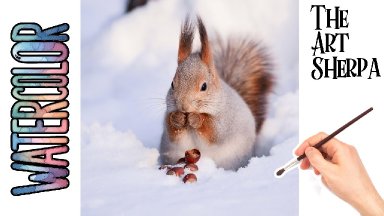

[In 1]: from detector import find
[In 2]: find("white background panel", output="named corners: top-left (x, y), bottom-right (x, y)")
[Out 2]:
top-left (300, 0), bottom-right (384, 215)
top-left (0, 0), bottom-right (80, 215)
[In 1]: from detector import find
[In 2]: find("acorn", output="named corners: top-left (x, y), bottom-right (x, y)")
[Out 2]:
top-left (166, 167), bottom-right (184, 177)
top-left (184, 163), bottom-right (198, 172)
top-left (183, 173), bottom-right (197, 183)
top-left (185, 149), bottom-right (201, 164)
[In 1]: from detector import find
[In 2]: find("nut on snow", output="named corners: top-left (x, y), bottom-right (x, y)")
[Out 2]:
top-left (184, 163), bottom-right (198, 172)
top-left (159, 165), bottom-right (171, 170)
top-left (176, 157), bottom-right (185, 164)
top-left (166, 167), bottom-right (184, 177)
top-left (185, 149), bottom-right (201, 164)
top-left (183, 173), bottom-right (197, 183)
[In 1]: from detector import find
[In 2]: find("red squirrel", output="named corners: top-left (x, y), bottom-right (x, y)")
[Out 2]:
top-left (160, 16), bottom-right (274, 170)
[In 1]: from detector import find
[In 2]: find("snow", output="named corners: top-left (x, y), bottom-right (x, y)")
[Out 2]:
top-left (81, 0), bottom-right (299, 215)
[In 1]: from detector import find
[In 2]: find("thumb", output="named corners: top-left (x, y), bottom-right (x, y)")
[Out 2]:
top-left (305, 147), bottom-right (331, 174)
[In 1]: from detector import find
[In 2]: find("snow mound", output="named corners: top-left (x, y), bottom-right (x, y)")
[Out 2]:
top-left (82, 122), bottom-right (298, 215)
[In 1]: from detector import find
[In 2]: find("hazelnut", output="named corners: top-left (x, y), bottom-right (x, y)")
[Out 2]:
top-left (166, 167), bottom-right (184, 177)
top-left (185, 149), bottom-right (201, 164)
top-left (184, 163), bottom-right (198, 172)
top-left (159, 165), bottom-right (171, 170)
top-left (176, 157), bottom-right (186, 164)
top-left (183, 173), bottom-right (197, 183)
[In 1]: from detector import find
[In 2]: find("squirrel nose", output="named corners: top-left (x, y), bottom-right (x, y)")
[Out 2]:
top-left (180, 103), bottom-right (193, 113)
top-left (182, 104), bottom-right (189, 112)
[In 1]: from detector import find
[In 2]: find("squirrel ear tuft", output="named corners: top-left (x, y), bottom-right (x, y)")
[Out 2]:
top-left (197, 16), bottom-right (213, 68)
top-left (178, 16), bottom-right (195, 64)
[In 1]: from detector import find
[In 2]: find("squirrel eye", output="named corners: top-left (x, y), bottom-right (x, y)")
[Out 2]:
top-left (200, 82), bottom-right (207, 91)
top-left (171, 82), bottom-right (174, 90)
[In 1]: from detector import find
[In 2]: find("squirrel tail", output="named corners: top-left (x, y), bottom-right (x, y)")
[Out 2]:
top-left (213, 37), bottom-right (274, 133)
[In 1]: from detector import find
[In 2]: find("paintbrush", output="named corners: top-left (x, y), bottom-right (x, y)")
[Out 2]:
top-left (276, 107), bottom-right (373, 177)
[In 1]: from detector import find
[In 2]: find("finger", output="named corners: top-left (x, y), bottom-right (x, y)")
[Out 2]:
top-left (314, 168), bottom-right (320, 175)
top-left (321, 176), bottom-right (329, 188)
top-left (319, 137), bottom-right (347, 161)
top-left (305, 147), bottom-right (333, 174)
top-left (295, 142), bottom-right (309, 156)
top-left (300, 158), bottom-right (310, 170)
top-left (295, 132), bottom-right (328, 156)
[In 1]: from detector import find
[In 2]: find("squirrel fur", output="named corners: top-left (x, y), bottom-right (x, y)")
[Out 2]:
top-left (159, 16), bottom-right (273, 170)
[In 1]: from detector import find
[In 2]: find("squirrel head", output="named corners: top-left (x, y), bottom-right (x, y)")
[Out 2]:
top-left (167, 16), bottom-right (221, 114)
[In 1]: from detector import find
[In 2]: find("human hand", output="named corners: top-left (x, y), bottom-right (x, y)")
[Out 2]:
top-left (296, 132), bottom-right (384, 216)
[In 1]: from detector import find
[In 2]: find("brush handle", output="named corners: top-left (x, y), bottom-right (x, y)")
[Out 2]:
top-left (296, 107), bottom-right (373, 162)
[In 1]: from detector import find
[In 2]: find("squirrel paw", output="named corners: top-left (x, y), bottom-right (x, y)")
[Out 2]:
top-left (188, 113), bottom-right (204, 129)
top-left (169, 111), bottom-right (187, 129)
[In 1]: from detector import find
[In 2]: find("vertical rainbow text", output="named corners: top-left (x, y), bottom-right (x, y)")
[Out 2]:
top-left (10, 23), bottom-right (70, 196)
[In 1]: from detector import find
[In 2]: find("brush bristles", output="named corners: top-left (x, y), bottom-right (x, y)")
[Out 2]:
top-left (276, 169), bottom-right (285, 176)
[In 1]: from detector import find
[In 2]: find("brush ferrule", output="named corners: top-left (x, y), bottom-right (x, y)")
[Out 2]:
top-left (283, 159), bottom-right (300, 171)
